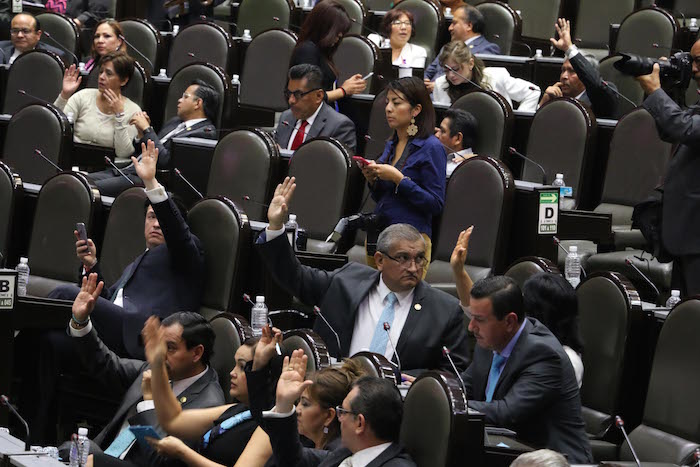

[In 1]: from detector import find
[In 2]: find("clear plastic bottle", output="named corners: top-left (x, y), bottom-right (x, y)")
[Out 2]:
top-left (250, 296), bottom-right (268, 336)
top-left (69, 427), bottom-right (89, 467)
top-left (242, 29), bottom-right (252, 42)
top-left (231, 74), bottom-right (240, 86)
top-left (172, 25), bottom-right (180, 36)
top-left (552, 173), bottom-right (573, 208)
top-left (158, 68), bottom-right (167, 78)
top-left (286, 214), bottom-right (298, 250)
top-left (16, 257), bottom-right (29, 297)
top-left (565, 246), bottom-right (581, 288)
top-left (666, 290), bottom-right (681, 308)
top-left (534, 48), bottom-right (543, 59)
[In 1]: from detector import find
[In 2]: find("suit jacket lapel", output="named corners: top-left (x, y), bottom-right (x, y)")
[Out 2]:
top-left (341, 271), bottom-right (380, 356)
top-left (366, 443), bottom-right (403, 467)
top-left (395, 281), bottom-right (427, 358)
top-left (307, 104), bottom-right (328, 139)
top-left (492, 319), bottom-right (532, 398)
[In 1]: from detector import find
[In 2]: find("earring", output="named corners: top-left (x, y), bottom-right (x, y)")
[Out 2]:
top-left (323, 426), bottom-right (329, 434)
top-left (407, 117), bottom-right (418, 137)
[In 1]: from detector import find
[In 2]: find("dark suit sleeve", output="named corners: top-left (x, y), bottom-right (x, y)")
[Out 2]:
top-left (151, 195), bottom-right (205, 273)
top-left (336, 116), bottom-right (357, 154)
top-left (141, 126), bottom-right (170, 168)
top-left (439, 305), bottom-right (471, 372)
top-left (467, 344), bottom-right (562, 427)
top-left (68, 0), bottom-right (111, 27)
top-left (290, 42), bottom-right (323, 68)
top-left (569, 52), bottom-right (618, 119)
top-left (263, 414), bottom-right (329, 467)
top-left (425, 55), bottom-right (441, 81)
top-left (78, 261), bottom-right (115, 299)
top-left (643, 88), bottom-right (700, 146)
top-left (483, 42), bottom-right (501, 55)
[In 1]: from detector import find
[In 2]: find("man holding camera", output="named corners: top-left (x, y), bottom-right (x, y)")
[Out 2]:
top-left (637, 39), bottom-right (700, 295)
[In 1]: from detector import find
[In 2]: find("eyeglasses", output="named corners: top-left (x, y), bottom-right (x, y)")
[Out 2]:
top-left (10, 28), bottom-right (35, 36)
top-left (691, 56), bottom-right (700, 66)
top-left (391, 20), bottom-right (412, 27)
top-left (335, 405), bottom-right (357, 418)
top-left (283, 88), bottom-right (322, 101)
top-left (381, 251), bottom-right (428, 268)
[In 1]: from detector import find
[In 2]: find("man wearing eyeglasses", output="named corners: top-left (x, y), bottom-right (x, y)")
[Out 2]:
top-left (636, 38), bottom-right (700, 295)
top-left (274, 64), bottom-right (357, 153)
top-left (257, 177), bottom-right (470, 374)
top-left (0, 13), bottom-right (65, 65)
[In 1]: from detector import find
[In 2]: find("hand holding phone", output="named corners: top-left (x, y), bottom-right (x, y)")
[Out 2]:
top-left (76, 222), bottom-right (87, 242)
top-left (352, 155), bottom-right (372, 167)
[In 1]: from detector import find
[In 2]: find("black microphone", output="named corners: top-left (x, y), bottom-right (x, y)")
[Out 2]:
top-left (624, 257), bottom-right (660, 303)
top-left (313, 306), bottom-right (342, 359)
top-left (552, 236), bottom-right (587, 278)
top-left (118, 34), bottom-right (154, 72)
top-left (42, 31), bottom-right (80, 65)
top-left (173, 168), bottom-right (203, 199)
top-left (34, 149), bottom-right (62, 172)
top-left (326, 214), bottom-right (359, 243)
top-left (1, 394), bottom-right (30, 452)
top-left (383, 322), bottom-right (402, 376)
top-left (615, 416), bottom-right (641, 467)
top-left (442, 346), bottom-right (467, 398)
top-left (242, 293), bottom-right (255, 306)
top-left (198, 14), bottom-right (238, 33)
top-left (601, 80), bottom-right (638, 108)
top-left (444, 64), bottom-right (485, 91)
top-left (508, 146), bottom-right (547, 185)
top-left (351, 18), bottom-right (384, 39)
top-left (17, 89), bottom-right (53, 107)
top-left (103, 156), bottom-right (135, 186)
top-left (271, 16), bottom-right (299, 31)
top-left (187, 52), bottom-right (204, 61)
top-left (241, 195), bottom-right (269, 208)
top-left (651, 43), bottom-right (684, 54)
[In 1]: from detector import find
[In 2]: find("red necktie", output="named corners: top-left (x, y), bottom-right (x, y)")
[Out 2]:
top-left (290, 120), bottom-right (308, 151)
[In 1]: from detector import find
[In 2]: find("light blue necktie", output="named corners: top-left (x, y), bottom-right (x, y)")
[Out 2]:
top-left (485, 353), bottom-right (507, 402)
top-left (369, 292), bottom-right (398, 354)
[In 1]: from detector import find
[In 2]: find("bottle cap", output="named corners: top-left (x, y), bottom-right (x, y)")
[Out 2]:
top-left (671, 290), bottom-right (680, 297)
top-left (569, 245), bottom-right (578, 253)
top-left (255, 295), bottom-right (265, 303)
top-left (78, 427), bottom-right (88, 436)
top-left (289, 214), bottom-right (296, 221)
top-left (232, 74), bottom-right (239, 81)
top-left (20, 257), bottom-right (28, 263)
top-left (244, 29), bottom-right (251, 36)
top-left (555, 173), bottom-right (563, 179)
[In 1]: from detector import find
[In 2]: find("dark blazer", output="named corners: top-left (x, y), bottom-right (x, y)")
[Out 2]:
top-left (462, 318), bottom-right (592, 464)
top-left (643, 88), bottom-right (700, 256)
top-left (146, 0), bottom-right (226, 26)
top-left (134, 116), bottom-right (216, 169)
top-left (0, 41), bottom-right (66, 65)
top-left (569, 52), bottom-right (619, 119)
top-left (81, 195), bottom-right (205, 357)
top-left (73, 327), bottom-right (225, 467)
top-left (256, 233), bottom-right (471, 373)
top-left (275, 102), bottom-right (357, 153)
top-left (290, 41), bottom-right (337, 92)
top-left (425, 35), bottom-right (501, 81)
top-left (67, 0), bottom-right (111, 27)
top-left (264, 413), bottom-right (415, 467)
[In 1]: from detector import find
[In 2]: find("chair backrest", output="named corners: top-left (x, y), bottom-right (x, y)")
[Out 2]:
top-left (98, 187), bottom-right (148, 286)
top-left (0, 161), bottom-right (22, 267)
top-left (236, 0), bottom-right (293, 38)
top-left (280, 329), bottom-right (331, 374)
top-left (508, 0), bottom-right (560, 40)
top-left (671, 0), bottom-right (700, 17)
top-left (209, 312), bottom-right (253, 402)
top-left (574, 0), bottom-right (634, 50)
top-left (36, 11), bottom-right (80, 63)
top-left (163, 63), bottom-right (229, 128)
top-left (86, 60), bottom-right (150, 108)
top-left (287, 137), bottom-right (351, 240)
top-left (615, 6), bottom-right (677, 58)
top-left (3, 50), bottom-right (65, 114)
top-left (392, 0), bottom-right (441, 60)
top-left (432, 156), bottom-right (515, 271)
top-left (621, 298), bottom-right (700, 463)
top-left (599, 55), bottom-right (645, 116)
top-left (28, 172), bottom-right (99, 281)
top-left (188, 197), bottom-right (251, 319)
top-left (475, 2), bottom-right (519, 56)
top-left (119, 18), bottom-right (161, 73)
top-left (365, 89), bottom-right (392, 159)
top-left (400, 371), bottom-right (477, 467)
top-left (504, 256), bottom-right (560, 289)
top-left (524, 97), bottom-right (595, 205)
top-left (336, 0), bottom-right (366, 35)
top-left (450, 89), bottom-right (513, 160)
top-left (577, 272), bottom-right (640, 437)
top-left (167, 21), bottom-right (231, 76)
top-left (365, 0), bottom-right (394, 10)
top-left (2, 103), bottom-right (72, 185)
top-left (239, 28), bottom-right (297, 112)
top-left (206, 128), bottom-right (279, 221)
top-left (333, 34), bottom-right (378, 91)
top-left (350, 351), bottom-right (400, 383)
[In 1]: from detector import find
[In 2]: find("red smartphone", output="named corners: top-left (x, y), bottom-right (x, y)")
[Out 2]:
top-left (352, 156), bottom-right (371, 166)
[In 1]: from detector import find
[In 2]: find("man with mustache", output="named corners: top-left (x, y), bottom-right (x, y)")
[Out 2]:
top-left (255, 177), bottom-right (470, 374)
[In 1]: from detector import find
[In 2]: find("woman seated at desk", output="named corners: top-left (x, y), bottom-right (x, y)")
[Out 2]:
top-left (368, 9), bottom-right (428, 69)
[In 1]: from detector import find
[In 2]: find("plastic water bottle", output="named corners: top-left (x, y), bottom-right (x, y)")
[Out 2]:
top-left (565, 246), bottom-right (581, 288)
top-left (286, 214), bottom-right (298, 250)
top-left (534, 48), bottom-right (543, 59)
top-left (158, 68), bottom-right (167, 78)
top-left (444, 7), bottom-right (451, 15)
top-left (16, 257), bottom-right (29, 297)
top-left (250, 296), bottom-right (268, 336)
top-left (69, 428), bottom-right (89, 467)
top-left (172, 25), bottom-right (180, 36)
top-left (242, 29), bottom-right (252, 42)
top-left (552, 173), bottom-right (573, 208)
top-left (78, 62), bottom-right (85, 72)
top-left (666, 290), bottom-right (681, 308)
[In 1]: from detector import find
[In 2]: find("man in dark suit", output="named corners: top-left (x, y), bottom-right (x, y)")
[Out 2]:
top-left (63, 286), bottom-right (225, 466)
top-left (147, 0), bottom-right (225, 27)
top-left (88, 79), bottom-right (218, 197)
top-left (538, 18), bottom-right (619, 119)
top-left (462, 276), bottom-right (592, 463)
top-left (274, 64), bottom-right (357, 154)
top-left (0, 13), bottom-right (65, 65)
top-left (425, 5), bottom-right (501, 82)
top-left (637, 38), bottom-right (700, 295)
top-left (256, 177), bottom-right (470, 374)
top-left (261, 353), bottom-right (415, 467)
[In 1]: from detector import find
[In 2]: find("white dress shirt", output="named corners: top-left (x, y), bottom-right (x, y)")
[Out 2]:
top-left (346, 442), bottom-right (393, 467)
top-left (286, 101), bottom-right (323, 150)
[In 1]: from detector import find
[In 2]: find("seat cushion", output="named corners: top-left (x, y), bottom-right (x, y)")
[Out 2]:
top-left (622, 424), bottom-right (700, 465)
top-left (590, 439), bottom-right (619, 462)
top-left (586, 250), bottom-right (672, 295)
top-left (27, 275), bottom-right (72, 298)
top-left (305, 239), bottom-right (336, 255)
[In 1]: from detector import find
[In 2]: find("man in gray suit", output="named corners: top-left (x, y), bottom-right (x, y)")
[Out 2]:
top-left (274, 64), bottom-right (357, 154)
top-left (462, 276), bottom-right (592, 463)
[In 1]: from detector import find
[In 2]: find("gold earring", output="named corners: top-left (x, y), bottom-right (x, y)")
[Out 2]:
top-left (407, 117), bottom-right (418, 136)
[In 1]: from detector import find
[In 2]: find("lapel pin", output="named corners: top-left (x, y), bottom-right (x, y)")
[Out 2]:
top-left (186, 127), bottom-right (192, 131)
top-left (414, 303), bottom-right (422, 311)
top-left (179, 396), bottom-right (187, 403)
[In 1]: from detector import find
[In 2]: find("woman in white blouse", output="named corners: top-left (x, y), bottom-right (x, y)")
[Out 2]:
top-left (368, 9), bottom-right (428, 69)
top-left (432, 40), bottom-right (540, 111)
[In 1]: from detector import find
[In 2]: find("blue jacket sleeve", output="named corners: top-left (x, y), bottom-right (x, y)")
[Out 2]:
top-left (395, 140), bottom-right (446, 215)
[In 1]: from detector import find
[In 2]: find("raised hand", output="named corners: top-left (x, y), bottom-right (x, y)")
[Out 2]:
top-left (341, 74), bottom-right (368, 96)
top-left (142, 316), bottom-right (167, 366)
top-left (253, 325), bottom-right (283, 371)
top-left (75, 231), bottom-right (97, 269)
top-left (550, 18), bottom-right (573, 52)
top-left (275, 350), bottom-right (313, 413)
top-left (61, 64), bottom-right (82, 100)
top-left (450, 226), bottom-right (473, 274)
top-left (131, 140), bottom-right (158, 188)
top-left (267, 176), bottom-right (296, 231)
top-left (72, 273), bottom-right (104, 324)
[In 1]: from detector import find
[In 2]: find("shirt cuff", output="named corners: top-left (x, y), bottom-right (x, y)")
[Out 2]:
top-left (263, 405), bottom-right (296, 418)
top-left (145, 184), bottom-right (168, 204)
top-left (265, 226), bottom-right (286, 242)
top-left (565, 44), bottom-right (579, 59)
top-left (69, 320), bottom-right (93, 337)
top-left (136, 400), bottom-right (155, 413)
top-left (460, 302), bottom-right (472, 320)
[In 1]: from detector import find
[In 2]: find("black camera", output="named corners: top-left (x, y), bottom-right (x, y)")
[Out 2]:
top-left (613, 51), bottom-right (693, 89)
